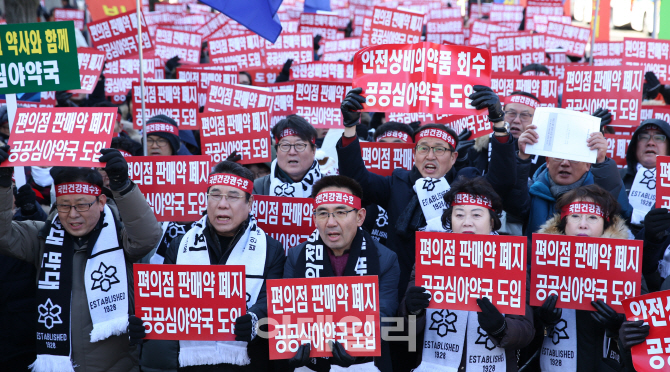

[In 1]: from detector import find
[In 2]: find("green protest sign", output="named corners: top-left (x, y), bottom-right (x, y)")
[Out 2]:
top-left (0, 21), bottom-right (81, 94)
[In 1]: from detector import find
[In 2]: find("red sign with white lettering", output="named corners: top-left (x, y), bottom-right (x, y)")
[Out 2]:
top-left (623, 38), bottom-right (670, 84)
top-left (294, 80), bottom-right (349, 128)
top-left (154, 27), bottom-right (202, 64)
top-left (53, 9), bottom-right (85, 30)
top-left (605, 134), bottom-right (631, 169)
top-left (88, 10), bottom-right (153, 61)
top-left (656, 156), bottom-right (670, 209)
top-left (291, 62), bottom-right (353, 82)
top-left (199, 108), bottom-right (271, 165)
top-left (177, 67), bottom-right (238, 108)
top-left (363, 6), bottom-right (425, 47)
top-left (360, 142), bottom-right (415, 176)
top-left (544, 22), bottom-right (591, 57)
top-left (132, 81), bottom-right (198, 129)
top-left (322, 38), bottom-right (363, 62)
top-left (208, 33), bottom-right (264, 69)
top-left (491, 75), bottom-right (559, 107)
top-left (263, 33), bottom-right (313, 67)
top-left (491, 50), bottom-right (545, 74)
top-left (251, 195), bottom-right (315, 254)
top-left (204, 82), bottom-right (275, 114)
top-left (68, 48), bottom-right (106, 94)
top-left (623, 290), bottom-right (670, 372)
top-left (593, 41), bottom-right (624, 66)
top-left (103, 52), bottom-right (163, 100)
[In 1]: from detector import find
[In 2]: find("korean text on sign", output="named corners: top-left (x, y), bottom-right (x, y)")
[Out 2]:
top-left (208, 34), bottom-right (263, 69)
top-left (294, 80), bottom-right (349, 128)
top-left (363, 6), bottom-right (425, 47)
top-left (623, 290), bottom-right (670, 372)
top-left (204, 82), bottom-right (275, 113)
top-left (0, 21), bottom-right (81, 94)
top-left (530, 233), bottom-right (643, 312)
top-left (263, 33), bottom-right (313, 67)
top-left (1, 107), bottom-right (116, 167)
top-left (438, 114), bottom-right (493, 139)
top-left (53, 9), bottom-right (85, 30)
top-left (177, 67), bottom-right (238, 109)
top-left (360, 142), bottom-right (414, 177)
top-left (199, 108), bottom-right (271, 165)
top-left (68, 47), bottom-right (106, 95)
top-left (126, 156), bottom-right (211, 221)
top-left (657, 155), bottom-right (670, 209)
top-left (353, 42), bottom-right (492, 115)
top-left (266, 276), bottom-right (381, 359)
top-left (415, 232), bottom-right (527, 315)
top-left (605, 134), bottom-right (631, 169)
top-left (544, 22), bottom-right (591, 57)
top-left (251, 195), bottom-right (314, 254)
top-left (104, 52), bottom-right (163, 102)
top-left (132, 81), bottom-right (198, 128)
top-left (154, 28), bottom-right (202, 64)
top-left (491, 75), bottom-right (559, 107)
top-left (134, 264), bottom-right (246, 341)
top-left (88, 10), bottom-right (153, 62)
top-left (623, 38), bottom-right (670, 84)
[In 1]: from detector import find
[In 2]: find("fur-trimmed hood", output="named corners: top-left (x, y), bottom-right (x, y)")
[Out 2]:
top-left (537, 214), bottom-right (631, 239)
top-left (473, 134), bottom-right (490, 152)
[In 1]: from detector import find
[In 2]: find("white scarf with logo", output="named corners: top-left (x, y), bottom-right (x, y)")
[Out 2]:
top-left (414, 177), bottom-right (450, 232)
top-left (269, 159), bottom-right (321, 197)
top-left (540, 308), bottom-right (577, 372)
top-left (629, 163), bottom-right (656, 224)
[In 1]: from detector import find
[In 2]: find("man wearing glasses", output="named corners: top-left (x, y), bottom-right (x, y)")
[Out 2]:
top-left (253, 115), bottom-right (322, 197)
top-left (283, 175), bottom-right (400, 371)
top-left (0, 147), bottom-right (162, 372)
top-left (143, 115), bottom-right (181, 156)
top-left (139, 161), bottom-right (286, 371)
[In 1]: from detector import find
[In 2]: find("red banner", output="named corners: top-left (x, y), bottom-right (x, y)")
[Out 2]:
top-left (131, 81), bottom-right (198, 129)
top-left (353, 43), bottom-right (491, 116)
top-left (530, 14), bottom-right (571, 33)
top-left (195, 13), bottom-right (232, 41)
top-left (154, 28), bottom-right (202, 64)
top-left (605, 134), bottom-right (631, 169)
top-left (428, 8), bottom-right (462, 21)
top-left (204, 82), bottom-right (275, 114)
top-left (177, 67), bottom-right (238, 108)
top-left (263, 33), bottom-right (313, 67)
top-left (53, 9), bottom-right (85, 30)
top-left (491, 75), bottom-right (559, 107)
top-left (134, 264), bottom-right (246, 341)
top-left (623, 290), bottom-right (670, 372)
top-left (209, 33), bottom-right (263, 69)
top-left (657, 156), bottom-right (670, 209)
top-left (489, 4), bottom-right (524, 29)
top-left (470, 20), bottom-right (514, 36)
top-left (593, 41), bottom-right (624, 66)
top-left (362, 6), bottom-right (425, 47)
top-left (322, 38), bottom-right (362, 62)
top-left (360, 142), bottom-right (414, 176)
top-left (640, 105), bottom-right (670, 122)
top-left (291, 62), bottom-right (353, 82)
top-left (426, 19), bottom-right (462, 34)
top-left (496, 34), bottom-right (545, 53)
top-left (68, 48), bottom-right (106, 94)
top-left (437, 115), bottom-right (493, 139)
top-left (544, 22), bottom-right (591, 57)
top-left (544, 62), bottom-right (589, 96)
top-left (415, 232), bottom-right (527, 315)
top-left (299, 12), bottom-right (345, 39)
top-left (266, 276), bottom-right (381, 359)
top-left (127, 156), bottom-right (211, 221)
top-left (491, 50), bottom-right (545, 74)
top-left (426, 32), bottom-right (466, 45)
top-left (88, 10), bottom-right (153, 62)
top-left (294, 80), bottom-right (349, 128)
top-left (530, 233), bottom-right (643, 313)
top-left (525, 6), bottom-right (564, 30)
top-left (623, 38), bottom-right (670, 85)
top-left (199, 108), bottom-right (271, 165)
top-left (1, 107), bottom-right (116, 167)
top-left (250, 195), bottom-right (315, 254)
top-left (154, 3), bottom-right (186, 13)
top-left (103, 52), bottom-right (163, 101)
top-left (561, 65), bottom-right (644, 126)
top-left (269, 82), bottom-right (296, 127)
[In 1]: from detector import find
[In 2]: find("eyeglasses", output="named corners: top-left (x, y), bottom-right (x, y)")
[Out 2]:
top-left (147, 138), bottom-right (170, 147)
top-left (56, 196), bottom-right (99, 213)
top-left (207, 193), bottom-right (245, 203)
top-left (314, 208), bottom-right (357, 221)
top-left (638, 133), bottom-right (667, 143)
top-left (277, 142), bottom-right (309, 152)
top-left (548, 157), bottom-right (577, 164)
top-left (504, 111), bottom-right (533, 123)
top-left (415, 145), bottom-right (453, 156)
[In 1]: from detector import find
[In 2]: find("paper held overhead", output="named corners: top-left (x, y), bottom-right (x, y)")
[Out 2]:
top-left (524, 107), bottom-right (601, 164)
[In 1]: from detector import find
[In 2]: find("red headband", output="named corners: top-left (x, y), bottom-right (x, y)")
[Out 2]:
top-left (377, 130), bottom-right (413, 143)
top-left (314, 191), bottom-right (361, 209)
top-left (56, 182), bottom-right (102, 197)
top-left (146, 123), bottom-right (178, 136)
top-left (208, 173), bottom-right (253, 194)
top-left (560, 202), bottom-right (607, 220)
top-left (505, 95), bottom-right (539, 109)
top-left (277, 128), bottom-right (316, 144)
top-left (416, 128), bottom-right (456, 148)
top-left (452, 193), bottom-right (494, 210)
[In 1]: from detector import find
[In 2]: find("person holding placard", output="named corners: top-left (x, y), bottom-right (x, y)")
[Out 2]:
top-left (283, 175), bottom-right (400, 371)
top-left (400, 176), bottom-right (535, 372)
top-left (138, 161), bottom-right (286, 372)
top-left (0, 147), bottom-right (162, 372)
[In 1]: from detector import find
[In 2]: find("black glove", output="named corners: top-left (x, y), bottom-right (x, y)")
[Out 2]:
top-left (165, 56), bottom-right (181, 79)
top-left (288, 343), bottom-right (311, 368)
top-left (226, 150), bottom-right (242, 163)
top-left (538, 294), bottom-right (562, 326)
top-left (331, 340), bottom-right (356, 367)
top-left (591, 300), bottom-right (625, 338)
top-left (405, 286), bottom-right (431, 314)
top-left (458, 128), bottom-right (472, 142)
top-left (644, 71), bottom-right (662, 100)
top-left (476, 297), bottom-right (507, 338)
top-left (341, 87), bottom-right (366, 128)
top-left (313, 34), bottom-right (322, 51)
top-left (15, 184), bottom-right (37, 215)
top-left (644, 208), bottom-right (670, 244)
top-left (128, 315), bottom-right (146, 346)
top-left (0, 145), bottom-right (12, 188)
top-left (234, 314), bottom-right (254, 342)
top-left (592, 108), bottom-right (612, 127)
top-left (99, 148), bottom-right (129, 191)
top-left (275, 59), bottom-right (294, 83)
top-left (469, 85), bottom-right (504, 123)
top-left (56, 91), bottom-right (77, 107)
top-left (619, 320), bottom-right (650, 350)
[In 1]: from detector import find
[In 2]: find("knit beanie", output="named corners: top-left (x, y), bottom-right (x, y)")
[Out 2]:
top-left (145, 115), bottom-right (180, 155)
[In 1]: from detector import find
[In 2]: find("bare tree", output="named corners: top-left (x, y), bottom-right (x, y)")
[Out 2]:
top-left (5, 0), bottom-right (40, 24)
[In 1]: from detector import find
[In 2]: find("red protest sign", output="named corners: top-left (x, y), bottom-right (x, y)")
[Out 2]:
top-left (530, 14), bottom-right (571, 33)
top-left (415, 232), bottom-right (527, 315)
top-left (530, 233), bottom-right (643, 313)
top-left (154, 27), bottom-right (202, 64)
top-left (489, 4), bottom-right (524, 29)
top-left (561, 65), bottom-right (644, 127)
top-left (437, 114), bottom-right (493, 139)
top-left (386, 112), bottom-right (437, 124)
top-left (428, 8), bottom-right (462, 21)
top-left (657, 156), bottom-right (670, 209)
top-left (640, 105), bottom-right (670, 122)
top-left (426, 19), bottom-right (463, 34)
top-left (177, 67), bottom-right (238, 108)
top-left (605, 134), bottom-right (631, 169)
top-left (623, 38), bottom-right (670, 84)
top-left (593, 41), bottom-right (624, 66)
top-left (68, 48), bottom-right (106, 95)
top-left (87, 0), bottom-right (136, 22)
top-left (299, 12), bottom-right (345, 40)
top-left (426, 32), bottom-right (466, 45)
top-left (623, 290), bottom-right (670, 372)
top-left (322, 38), bottom-right (362, 62)
top-left (491, 50), bottom-right (545, 74)
top-left (1, 107), bottom-right (116, 167)
top-left (363, 6), bottom-right (425, 47)
top-left (154, 3), bottom-right (186, 13)
top-left (127, 156), bottom-right (211, 221)
top-left (267, 276), bottom-right (381, 359)
top-left (491, 75), bottom-right (559, 107)
top-left (88, 10), bottom-right (153, 62)
top-left (544, 62), bottom-right (589, 95)
top-left (251, 195), bottom-right (315, 254)
top-left (269, 82), bottom-right (296, 127)
top-left (292, 62), bottom-right (353, 82)
top-left (131, 81), bottom-right (198, 129)
top-left (53, 9), bottom-right (85, 30)
top-left (134, 264), bottom-right (246, 341)
top-left (103, 52), bottom-right (163, 101)
top-left (263, 33), bottom-right (314, 67)
top-left (360, 142), bottom-right (414, 176)
top-left (525, 7), bottom-right (564, 30)
top-left (496, 34), bottom-right (545, 53)
top-left (204, 82), bottom-right (275, 113)
top-left (209, 33), bottom-right (264, 69)
top-left (196, 13), bottom-right (232, 41)
top-left (199, 108), bottom-right (271, 165)
top-left (544, 22), bottom-right (591, 57)
top-left (294, 80), bottom-right (350, 128)
top-left (353, 43), bottom-right (491, 116)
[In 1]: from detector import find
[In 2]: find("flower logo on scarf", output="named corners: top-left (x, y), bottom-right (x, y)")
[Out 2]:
top-left (38, 298), bottom-right (63, 329)
top-left (376, 206), bottom-right (388, 228)
top-left (641, 169), bottom-right (656, 190)
top-left (275, 184), bottom-right (295, 197)
top-left (91, 262), bottom-right (120, 292)
top-left (549, 319), bottom-right (570, 345)
top-left (429, 309), bottom-right (458, 337)
top-left (422, 179), bottom-right (440, 192)
top-left (475, 327), bottom-right (497, 351)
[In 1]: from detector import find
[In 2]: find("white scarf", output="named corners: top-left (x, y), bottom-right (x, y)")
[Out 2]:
top-left (176, 215), bottom-right (267, 367)
top-left (413, 177), bottom-right (450, 232)
top-left (540, 309), bottom-right (577, 372)
top-left (629, 163), bottom-right (656, 224)
top-left (269, 159), bottom-right (321, 197)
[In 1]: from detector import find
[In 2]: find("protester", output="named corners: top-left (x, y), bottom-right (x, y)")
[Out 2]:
top-left (139, 161), bottom-right (286, 371)
top-left (143, 115), bottom-right (182, 156)
top-left (239, 72), bottom-right (253, 85)
top-left (0, 146), bottom-right (162, 372)
top-left (253, 115), bottom-right (322, 196)
top-left (0, 105), bottom-right (9, 145)
top-left (13, 184), bottom-right (48, 222)
top-left (401, 177), bottom-right (535, 371)
top-left (283, 175), bottom-right (400, 371)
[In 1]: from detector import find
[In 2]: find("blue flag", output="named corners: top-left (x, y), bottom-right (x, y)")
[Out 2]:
top-left (304, 0), bottom-right (331, 13)
top-left (200, 0), bottom-right (284, 43)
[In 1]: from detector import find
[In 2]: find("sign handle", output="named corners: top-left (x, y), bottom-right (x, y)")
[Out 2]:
top-left (137, 0), bottom-right (148, 156)
top-left (5, 93), bottom-right (26, 188)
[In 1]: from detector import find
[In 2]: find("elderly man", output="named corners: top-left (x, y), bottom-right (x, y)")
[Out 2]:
top-left (0, 146), bottom-right (162, 372)
top-left (139, 161), bottom-right (286, 372)
top-left (283, 175), bottom-right (400, 371)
